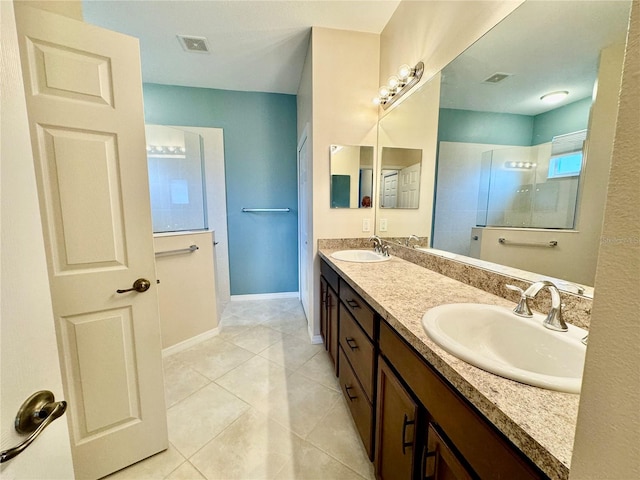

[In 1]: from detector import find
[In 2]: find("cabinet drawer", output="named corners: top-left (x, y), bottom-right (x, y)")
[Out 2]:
top-left (379, 321), bottom-right (544, 480)
top-left (321, 259), bottom-right (339, 292)
top-left (338, 346), bottom-right (373, 459)
top-left (339, 303), bottom-right (375, 402)
top-left (339, 279), bottom-right (375, 339)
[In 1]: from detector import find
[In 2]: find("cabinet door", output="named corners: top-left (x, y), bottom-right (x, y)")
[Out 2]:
top-left (422, 424), bottom-right (473, 480)
top-left (320, 276), bottom-right (328, 350)
top-left (327, 286), bottom-right (339, 367)
top-left (376, 357), bottom-right (419, 480)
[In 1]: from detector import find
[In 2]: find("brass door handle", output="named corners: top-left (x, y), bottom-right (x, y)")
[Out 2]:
top-left (117, 278), bottom-right (151, 294)
top-left (0, 391), bottom-right (67, 463)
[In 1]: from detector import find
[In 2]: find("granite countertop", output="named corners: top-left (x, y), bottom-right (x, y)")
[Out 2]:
top-left (319, 248), bottom-right (580, 480)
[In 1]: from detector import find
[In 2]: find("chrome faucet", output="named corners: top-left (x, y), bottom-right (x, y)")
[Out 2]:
top-left (368, 235), bottom-right (382, 254)
top-left (508, 280), bottom-right (568, 332)
top-left (406, 235), bottom-right (420, 248)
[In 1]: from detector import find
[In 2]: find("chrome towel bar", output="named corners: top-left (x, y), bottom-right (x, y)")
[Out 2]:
top-left (242, 208), bottom-right (290, 212)
top-left (155, 244), bottom-right (199, 256)
top-left (498, 238), bottom-right (558, 248)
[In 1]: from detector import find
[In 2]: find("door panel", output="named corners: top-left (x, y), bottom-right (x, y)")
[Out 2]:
top-left (0, 1), bottom-right (73, 475)
top-left (15, 5), bottom-right (167, 479)
top-left (37, 125), bottom-right (127, 271)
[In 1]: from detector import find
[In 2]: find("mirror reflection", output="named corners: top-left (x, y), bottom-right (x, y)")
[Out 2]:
top-left (379, 147), bottom-right (422, 209)
top-left (377, 0), bottom-right (630, 289)
top-left (330, 144), bottom-right (374, 208)
top-left (145, 125), bottom-right (207, 233)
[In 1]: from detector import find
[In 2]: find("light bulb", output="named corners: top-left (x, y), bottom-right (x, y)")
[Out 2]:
top-left (517, 162), bottom-right (524, 168)
top-left (524, 162), bottom-right (531, 168)
top-left (510, 162), bottom-right (517, 168)
top-left (378, 86), bottom-right (390, 98)
top-left (373, 97), bottom-right (381, 106)
top-left (398, 64), bottom-right (413, 80)
top-left (388, 75), bottom-right (400, 90)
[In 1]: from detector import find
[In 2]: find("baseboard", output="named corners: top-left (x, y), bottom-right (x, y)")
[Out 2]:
top-left (162, 327), bottom-right (219, 357)
top-left (230, 291), bottom-right (299, 301)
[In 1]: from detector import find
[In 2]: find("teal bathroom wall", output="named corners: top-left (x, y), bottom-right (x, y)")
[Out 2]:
top-left (143, 83), bottom-right (298, 295)
top-left (438, 109), bottom-right (534, 146)
top-left (438, 96), bottom-right (592, 147)
top-left (531, 97), bottom-right (592, 145)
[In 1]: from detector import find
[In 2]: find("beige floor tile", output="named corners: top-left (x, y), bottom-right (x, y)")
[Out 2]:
top-left (215, 324), bottom-right (253, 341)
top-left (296, 350), bottom-right (340, 392)
top-left (307, 398), bottom-right (375, 479)
top-left (261, 313), bottom-right (308, 336)
top-left (167, 383), bottom-right (249, 458)
top-left (259, 335), bottom-right (323, 370)
top-left (163, 362), bottom-right (211, 408)
top-left (258, 372), bottom-right (341, 438)
top-left (228, 324), bottom-right (287, 354)
top-left (103, 444), bottom-right (185, 480)
top-left (173, 337), bottom-right (254, 381)
top-left (165, 461), bottom-right (206, 480)
top-left (274, 440), bottom-right (366, 480)
top-left (215, 355), bottom-right (293, 407)
top-left (190, 409), bottom-right (302, 480)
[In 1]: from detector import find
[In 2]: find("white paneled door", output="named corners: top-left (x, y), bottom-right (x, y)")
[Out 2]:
top-left (14, 5), bottom-right (168, 479)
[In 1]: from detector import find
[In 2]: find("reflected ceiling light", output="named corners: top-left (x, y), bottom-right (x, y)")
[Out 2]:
top-left (540, 91), bottom-right (569, 104)
top-left (373, 61), bottom-right (424, 110)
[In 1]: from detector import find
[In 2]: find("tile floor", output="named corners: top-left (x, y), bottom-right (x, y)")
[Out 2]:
top-left (106, 298), bottom-right (375, 480)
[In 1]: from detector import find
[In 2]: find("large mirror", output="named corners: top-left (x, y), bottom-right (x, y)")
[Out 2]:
top-left (376, 0), bottom-right (631, 290)
top-left (330, 144), bottom-right (374, 208)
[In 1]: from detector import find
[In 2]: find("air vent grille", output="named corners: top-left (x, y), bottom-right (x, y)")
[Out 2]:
top-left (177, 35), bottom-right (210, 53)
top-left (483, 72), bottom-right (512, 84)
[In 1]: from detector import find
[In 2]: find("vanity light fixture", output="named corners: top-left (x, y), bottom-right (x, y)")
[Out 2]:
top-left (373, 62), bottom-right (424, 110)
top-left (540, 90), bottom-right (569, 104)
top-left (506, 161), bottom-right (537, 169)
top-left (146, 145), bottom-right (187, 156)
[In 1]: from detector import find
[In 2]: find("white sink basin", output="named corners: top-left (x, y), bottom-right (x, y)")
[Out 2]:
top-left (331, 249), bottom-right (391, 263)
top-left (421, 303), bottom-right (586, 393)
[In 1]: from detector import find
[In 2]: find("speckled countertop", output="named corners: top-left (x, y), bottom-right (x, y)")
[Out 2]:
top-left (319, 248), bottom-right (580, 480)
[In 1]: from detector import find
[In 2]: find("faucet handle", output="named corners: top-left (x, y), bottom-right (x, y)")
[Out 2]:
top-left (506, 284), bottom-right (533, 318)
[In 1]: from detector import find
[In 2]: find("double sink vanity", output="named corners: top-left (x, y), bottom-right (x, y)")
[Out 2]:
top-left (318, 241), bottom-right (589, 480)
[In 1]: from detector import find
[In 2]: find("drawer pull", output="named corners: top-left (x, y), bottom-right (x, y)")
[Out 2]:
top-left (401, 414), bottom-right (415, 455)
top-left (345, 337), bottom-right (359, 351)
top-left (421, 444), bottom-right (437, 480)
top-left (346, 298), bottom-right (361, 309)
top-left (345, 385), bottom-right (358, 401)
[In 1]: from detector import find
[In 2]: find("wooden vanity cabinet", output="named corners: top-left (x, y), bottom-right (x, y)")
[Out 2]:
top-left (422, 424), bottom-right (473, 480)
top-left (320, 260), bottom-right (339, 369)
top-left (379, 320), bottom-right (545, 480)
top-left (318, 258), bottom-right (545, 480)
top-left (376, 357), bottom-right (421, 480)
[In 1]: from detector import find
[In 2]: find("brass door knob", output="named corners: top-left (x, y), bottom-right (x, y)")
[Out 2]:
top-left (116, 278), bottom-right (151, 294)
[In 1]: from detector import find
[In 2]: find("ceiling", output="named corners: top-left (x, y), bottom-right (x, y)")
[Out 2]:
top-left (440, 0), bottom-right (631, 116)
top-left (82, 0), bottom-right (401, 95)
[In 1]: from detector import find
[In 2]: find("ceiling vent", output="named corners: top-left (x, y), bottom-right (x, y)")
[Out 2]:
top-left (483, 72), bottom-right (512, 84)
top-left (177, 35), bottom-right (210, 53)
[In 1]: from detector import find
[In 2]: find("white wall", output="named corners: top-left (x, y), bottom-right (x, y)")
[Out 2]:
top-left (570, 2), bottom-right (639, 477)
top-left (299, 27), bottom-right (380, 336)
top-left (154, 231), bottom-right (218, 349)
top-left (376, 74), bottom-right (441, 237)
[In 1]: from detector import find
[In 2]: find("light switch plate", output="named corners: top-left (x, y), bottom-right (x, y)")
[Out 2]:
top-left (380, 218), bottom-right (388, 232)
top-left (362, 218), bottom-right (371, 232)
